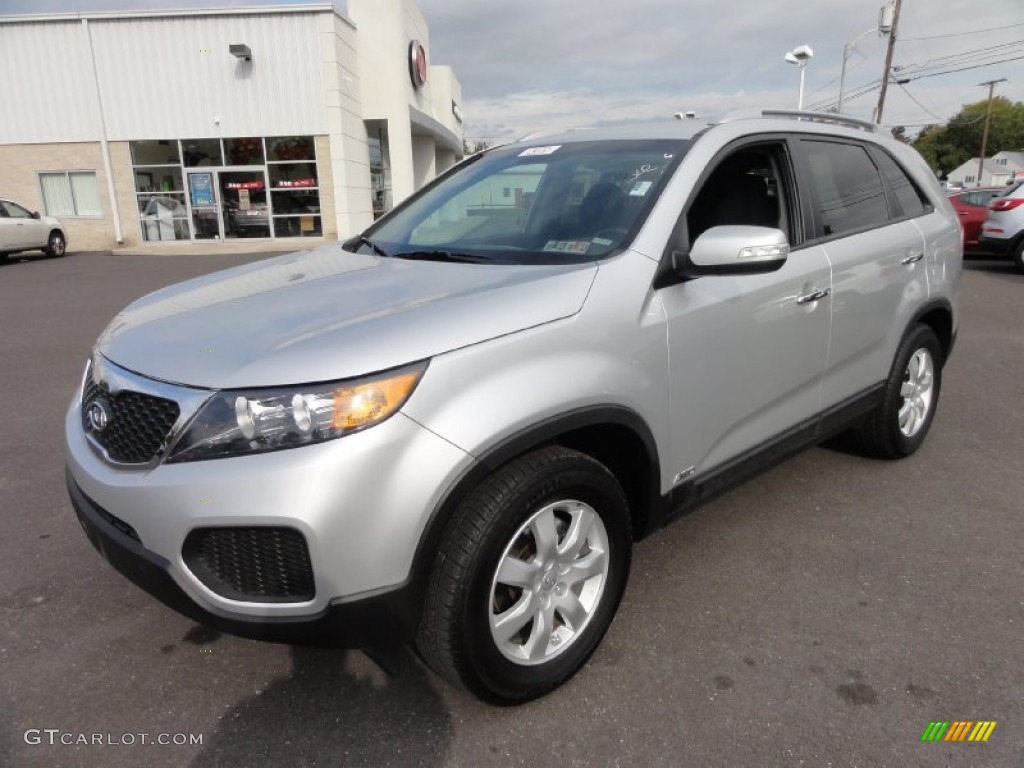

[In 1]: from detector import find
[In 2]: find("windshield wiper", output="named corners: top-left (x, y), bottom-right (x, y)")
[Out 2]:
top-left (390, 250), bottom-right (493, 264)
top-left (345, 235), bottom-right (389, 258)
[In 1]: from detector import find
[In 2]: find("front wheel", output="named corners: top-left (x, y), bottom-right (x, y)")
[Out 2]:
top-left (416, 446), bottom-right (631, 703)
top-left (855, 324), bottom-right (943, 459)
top-left (45, 231), bottom-right (66, 258)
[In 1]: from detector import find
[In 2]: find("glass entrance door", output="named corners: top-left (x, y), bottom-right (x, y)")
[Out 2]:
top-left (187, 171), bottom-right (221, 240)
top-left (220, 170), bottom-right (270, 239)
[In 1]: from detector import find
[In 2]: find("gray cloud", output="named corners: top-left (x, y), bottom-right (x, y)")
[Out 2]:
top-left (2, 0), bottom-right (1021, 139)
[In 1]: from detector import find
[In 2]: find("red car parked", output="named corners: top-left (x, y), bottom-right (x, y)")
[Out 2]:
top-left (949, 187), bottom-right (1004, 252)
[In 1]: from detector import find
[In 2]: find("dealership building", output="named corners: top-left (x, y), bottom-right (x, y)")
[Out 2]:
top-left (0, 0), bottom-right (464, 250)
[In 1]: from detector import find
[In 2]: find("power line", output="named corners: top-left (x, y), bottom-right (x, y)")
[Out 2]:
top-left (900, 22), bottom-right (1024, 41)
top-left (895, 81), bottom-right (946, 120)
top-left (894, 40), bottom-right (1024, 75)
top-left (897, 54), bottom-right (1024, 81)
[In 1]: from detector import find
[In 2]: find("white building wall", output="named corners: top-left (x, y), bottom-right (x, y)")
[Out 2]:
top-left (90, 12), bottom-right (327, 140)
top-left (0, 20), bottom-right (102, 143)
top-left (348, 0), bottom-right (462, 205)
top-left (321, 12), bottom-right (373, 235)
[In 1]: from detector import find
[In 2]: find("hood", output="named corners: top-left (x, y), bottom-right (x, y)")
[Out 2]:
top-left (97, 243), bottom-right (597, 389)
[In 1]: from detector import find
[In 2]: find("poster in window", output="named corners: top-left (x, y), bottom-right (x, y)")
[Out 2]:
top-left (189, 173), bottom-right (215, 206)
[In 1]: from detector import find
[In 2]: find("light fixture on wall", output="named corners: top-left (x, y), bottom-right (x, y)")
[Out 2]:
top-left (229, 44), bottom-right (252, 62)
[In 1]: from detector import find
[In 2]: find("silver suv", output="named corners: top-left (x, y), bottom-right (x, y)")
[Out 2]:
top-left (66, 111), bottom-right (961, 703)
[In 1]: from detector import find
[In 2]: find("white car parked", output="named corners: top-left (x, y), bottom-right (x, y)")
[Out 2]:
top-left (0, 198), bottom-right (68, 258)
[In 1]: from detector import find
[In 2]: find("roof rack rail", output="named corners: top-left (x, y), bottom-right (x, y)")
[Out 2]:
top-left (762, 109), bottom-right (879, 133)
top-left (716, 109), bottom-right (879, 134)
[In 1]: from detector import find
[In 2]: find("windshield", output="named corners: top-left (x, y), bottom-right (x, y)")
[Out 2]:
top-left (353, 139), bottom-right (689, 265)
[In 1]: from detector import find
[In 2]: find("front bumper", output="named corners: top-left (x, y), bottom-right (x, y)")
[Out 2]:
top-left (66, 389), bottom-right (473, 638)
top-left (68, 470), bottom-right (418, 646)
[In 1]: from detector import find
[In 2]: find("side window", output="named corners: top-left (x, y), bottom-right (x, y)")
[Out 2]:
top-left (802, 140), bottom-right (888, 237)
top-left (1, 201), bottom-right (32, 219)
top-left (686, 143), bottom-right (793, 246)
top-left (873, 150), bottom-right (928, 219)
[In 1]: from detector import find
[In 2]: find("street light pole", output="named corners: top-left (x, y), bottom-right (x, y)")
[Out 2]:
top-left (839, 25), bottom-right (884, 114)
top-left (874, 0), bottom-right (903, 123)
top-left (785, 45), bottom-right (814, 110)
top-left (977, 78), bottom-right (1007, 187)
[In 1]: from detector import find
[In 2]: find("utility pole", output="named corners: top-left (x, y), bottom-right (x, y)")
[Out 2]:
top-left (977, 78), bottom-right (1007, 188)
top-left (874, 0), bottom-right (903, 123)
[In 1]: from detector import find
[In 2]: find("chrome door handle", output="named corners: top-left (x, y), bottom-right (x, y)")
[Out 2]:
top-left (901, 252), bottom-right (924, 265)
top-left (796, 287), bottom-right (830, 305)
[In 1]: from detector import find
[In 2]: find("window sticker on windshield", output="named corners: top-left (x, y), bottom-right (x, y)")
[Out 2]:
top-left (592, 237), bottom-right (614, 246)
top-left (543, 240), bottom-right (590, 254)
top-left (629, 181), bottom-right (653, 197)
top-left (519, 145), bottom-right (562, 157)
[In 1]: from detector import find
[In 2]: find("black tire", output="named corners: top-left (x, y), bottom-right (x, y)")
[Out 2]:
top-left (416, 446), bottom-right (631, 703)
top-left (856, 324), bottom-right (943, 459)
top-left (45, 230), bottom-right (66, 258)
top-left (1012, 238), bottom-right (1024, 274)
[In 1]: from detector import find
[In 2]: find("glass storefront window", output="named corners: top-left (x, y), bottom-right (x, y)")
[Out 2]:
top-left (138, 193), bottom-right (189, 241)
top-left (268, 162), bottom-right (318, 188)
top-left (131, 140), bottom-right (180, 166)
top-left (181, 139), bottom-right (223, 167)
top-left (224, 137), bottom-right (265, 166)
top-left (272, 215), bottom-right (322, 238)
top-left (134, 166), bottom-right (184, 194)
top-left (267, 136), bottom-right (315, 162)
top-left (271, 189), bottom-right (320, 215)
top-left (128, 135), bottom-right (321, 242)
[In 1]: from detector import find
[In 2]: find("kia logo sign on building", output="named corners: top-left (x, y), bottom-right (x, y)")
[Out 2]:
top-left (409, 40), bottom-right (427, 88)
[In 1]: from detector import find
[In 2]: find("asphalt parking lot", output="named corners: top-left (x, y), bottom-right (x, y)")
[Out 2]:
top-left (1, 248), bottom-right (1021, 768)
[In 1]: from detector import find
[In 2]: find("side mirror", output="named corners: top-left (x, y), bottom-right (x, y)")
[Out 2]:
top-left (31, 211), bottom-right (41, 219)
top-left (674, 225), bottom-right (789, 278)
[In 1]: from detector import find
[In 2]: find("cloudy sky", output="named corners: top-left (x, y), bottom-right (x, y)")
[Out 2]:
top-left (3, 0), bottom-right (1023, 140)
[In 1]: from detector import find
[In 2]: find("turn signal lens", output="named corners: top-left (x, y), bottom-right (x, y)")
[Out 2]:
top-left (331, 371), bottom-right (422, 431)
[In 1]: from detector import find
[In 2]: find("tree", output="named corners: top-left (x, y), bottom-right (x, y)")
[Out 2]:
top-left (890, 125), bottom-right (910, 144)
top-left (911, 98), bottom-right (1024, 175)
top-left (462, 138), bottom-right (492, 155)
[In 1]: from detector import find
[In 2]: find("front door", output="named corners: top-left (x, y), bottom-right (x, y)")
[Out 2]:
top-left (660, 140), bottom-right (832, 478)
top-left (0, 200), bottom-right (46, 248)
top-left (187, 171), bottom-right (221, 241)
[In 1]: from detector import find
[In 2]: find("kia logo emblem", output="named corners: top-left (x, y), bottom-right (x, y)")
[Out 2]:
top-left (87, 399), bottom-right (112, 433)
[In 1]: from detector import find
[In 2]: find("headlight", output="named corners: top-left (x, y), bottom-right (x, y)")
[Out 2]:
top-left (165, 362), bottom-right (426, 463)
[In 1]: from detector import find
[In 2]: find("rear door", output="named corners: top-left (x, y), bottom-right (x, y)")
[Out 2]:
top-left (793, 138), bottom-right (929, 410)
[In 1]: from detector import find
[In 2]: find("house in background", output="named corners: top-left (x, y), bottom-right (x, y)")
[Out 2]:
top-left (946, 150), bottom-right (1024, 188)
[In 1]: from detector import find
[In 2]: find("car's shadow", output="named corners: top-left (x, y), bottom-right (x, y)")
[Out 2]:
top-left (189, 645), bottom-right (453, 767)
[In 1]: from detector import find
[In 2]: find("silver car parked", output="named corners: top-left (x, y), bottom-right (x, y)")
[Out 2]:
top-left (0, 197), bottom-right (68, 258)
top-left (66, 110), bottom-right (961, 703)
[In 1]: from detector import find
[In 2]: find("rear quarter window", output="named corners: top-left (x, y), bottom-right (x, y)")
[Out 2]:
top-left (872, 149), bottom-right (930, 219)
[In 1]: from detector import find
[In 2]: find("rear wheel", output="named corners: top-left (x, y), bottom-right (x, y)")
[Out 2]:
top-left (416, 446), bottom-right (631, 703)
top-left (45, 231), bottom-right (66, 258)
top-left (856, 324), bottom-right (943, 459)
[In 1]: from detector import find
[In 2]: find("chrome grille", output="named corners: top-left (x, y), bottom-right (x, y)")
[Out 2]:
top-left (81, 370), bottom-right (180, 464)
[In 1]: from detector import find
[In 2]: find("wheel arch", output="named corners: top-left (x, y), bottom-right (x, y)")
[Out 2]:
top-left (405, 406), bottom-right (662, 624)
top-left (910, 299), bottom-right (955, 363)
